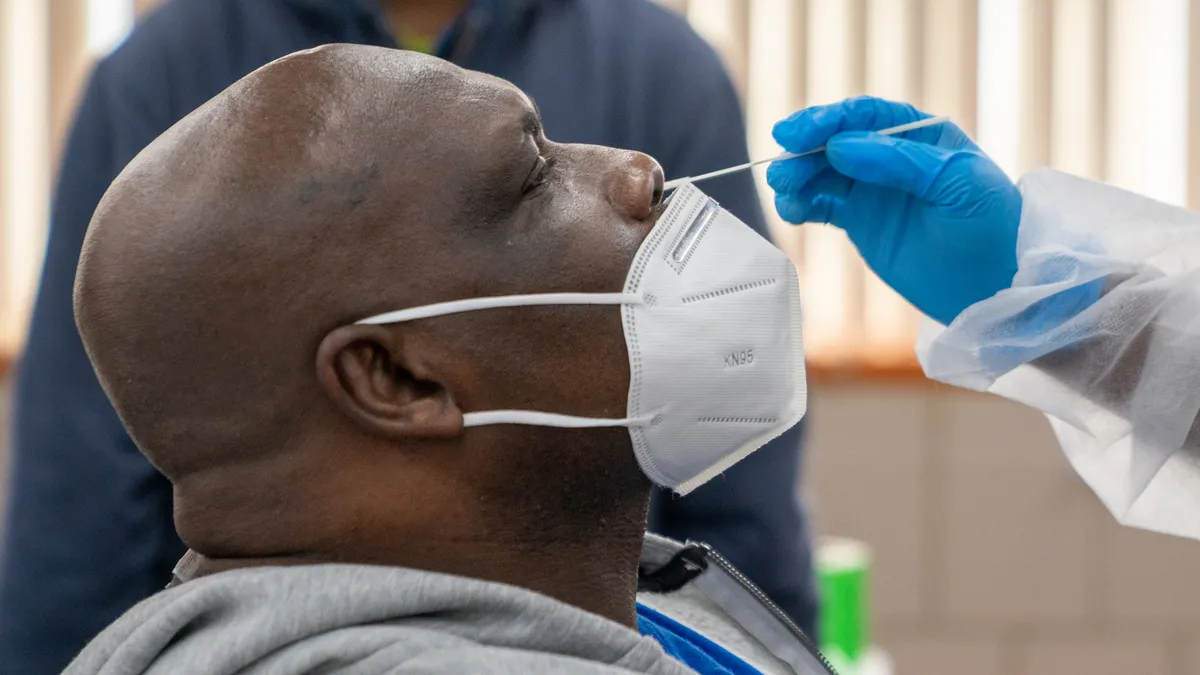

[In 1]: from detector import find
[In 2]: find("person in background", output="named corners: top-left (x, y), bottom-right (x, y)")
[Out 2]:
top-left (0, 1), bottom-right (815, 672)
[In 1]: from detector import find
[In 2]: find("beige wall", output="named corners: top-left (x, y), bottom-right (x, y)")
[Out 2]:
top-left (807, 382), bottom-right (1200, 675)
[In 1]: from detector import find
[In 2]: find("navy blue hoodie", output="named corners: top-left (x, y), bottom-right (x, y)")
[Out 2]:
top-left (0, 1), bottom-right (815, 671)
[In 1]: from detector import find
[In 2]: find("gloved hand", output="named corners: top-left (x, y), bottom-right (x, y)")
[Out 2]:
top-left (767, 96), bottom-right (1022, 326)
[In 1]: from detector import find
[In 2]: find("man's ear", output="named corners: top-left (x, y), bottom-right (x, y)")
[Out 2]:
top-left (315, 324), bottom-right (464, 439)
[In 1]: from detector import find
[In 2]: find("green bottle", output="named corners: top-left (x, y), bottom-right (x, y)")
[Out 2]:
top-left (817, 538), bottom-right (871, 674)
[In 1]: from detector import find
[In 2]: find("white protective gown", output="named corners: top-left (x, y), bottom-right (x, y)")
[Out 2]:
top-left (917, 168), bottom-right (1200, 541)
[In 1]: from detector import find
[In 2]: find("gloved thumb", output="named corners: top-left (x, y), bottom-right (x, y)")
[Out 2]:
top-left (824, 131), bottom-right (956, 200)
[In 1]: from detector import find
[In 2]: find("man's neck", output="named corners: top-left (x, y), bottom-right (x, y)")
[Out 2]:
top-left (398, 529), bottom-right (649, 627)
top-left (183, 505), bottom-right (651, 628)
top-left (380, 0), bottom-right (472, 41)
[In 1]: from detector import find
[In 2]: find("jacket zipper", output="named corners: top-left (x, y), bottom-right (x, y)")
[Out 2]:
top-left (694, 543), bottom-right (840, 675)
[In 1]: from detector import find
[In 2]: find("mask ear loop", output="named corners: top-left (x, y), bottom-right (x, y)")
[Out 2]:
top-left (355, 293), bottom-right (655, 430)
top-left (356, 292), bottom-right (644, 325)
top-left (463, 411), bottom-right (655, 428)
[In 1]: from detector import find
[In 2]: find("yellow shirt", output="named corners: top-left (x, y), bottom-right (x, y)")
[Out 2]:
top-left (397, 28), bottom-right (438, 55)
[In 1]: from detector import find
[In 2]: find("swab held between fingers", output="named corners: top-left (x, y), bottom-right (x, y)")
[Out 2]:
top-left (662, 115), bottom-right (952, 192)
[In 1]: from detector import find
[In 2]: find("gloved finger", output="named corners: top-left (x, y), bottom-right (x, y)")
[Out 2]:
top-left (765, 154), bottom-right (829, 194)
top-left (776, 192), bottom-right (848, 226)
top-left (772, 96), bottom-right (929, 155)
top-left (773, 170), bottom-right (853, 225)
top-left (774, 192), bottom-right (808, 224)
top-left (825, 131), bottom-right (961, 199)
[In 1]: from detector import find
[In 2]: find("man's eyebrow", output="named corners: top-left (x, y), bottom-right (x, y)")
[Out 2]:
top-left (522, 99), bottom-right (543, 135)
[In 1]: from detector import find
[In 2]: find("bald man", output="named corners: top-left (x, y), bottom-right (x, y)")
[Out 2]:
top-left (4, 6), bottom-right (815, 669)
top-left (65, 46), bottom-right (825, 675)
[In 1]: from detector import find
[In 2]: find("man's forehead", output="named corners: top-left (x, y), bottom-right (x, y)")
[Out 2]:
top-left (462, 71), bottom-right (537, 120)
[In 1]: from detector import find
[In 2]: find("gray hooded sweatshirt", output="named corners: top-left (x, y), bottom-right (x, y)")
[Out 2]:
top-left (62, 535), bottom-right (833, 675)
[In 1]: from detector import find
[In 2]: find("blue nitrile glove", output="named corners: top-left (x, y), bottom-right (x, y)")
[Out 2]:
top-left (767, 96), bottom-right (1022, 326)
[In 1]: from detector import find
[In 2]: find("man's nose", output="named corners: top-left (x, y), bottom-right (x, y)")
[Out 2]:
top-left (605, 150), bottom-right (665, 221)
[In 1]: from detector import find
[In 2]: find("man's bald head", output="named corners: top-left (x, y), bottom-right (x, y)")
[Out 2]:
top-left (76, 45), bottom-right (664, 572)
top-left (81, 47), bottom-right (466, 475)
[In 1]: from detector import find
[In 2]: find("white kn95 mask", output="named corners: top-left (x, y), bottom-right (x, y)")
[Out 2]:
top-left (356, 182), bottom-right (807, 494)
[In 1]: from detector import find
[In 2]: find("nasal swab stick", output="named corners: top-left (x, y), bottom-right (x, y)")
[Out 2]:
top-left (662, 115), bottom-right (952, 192)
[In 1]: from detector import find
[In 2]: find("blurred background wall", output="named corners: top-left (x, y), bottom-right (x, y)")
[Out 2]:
top-left (2, 1), bottom-right (1200, 674)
